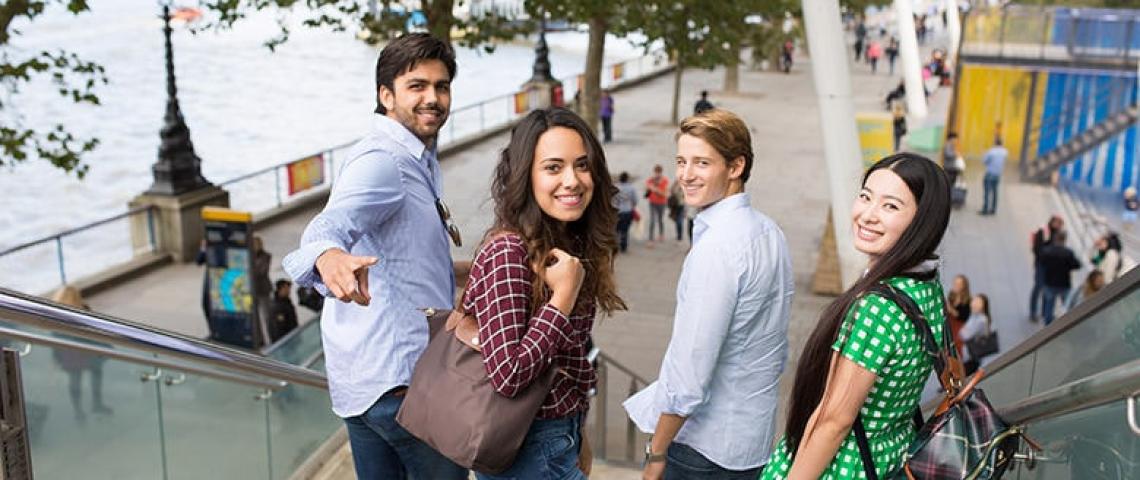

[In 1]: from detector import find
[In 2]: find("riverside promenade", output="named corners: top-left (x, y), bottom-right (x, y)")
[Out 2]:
top-left (82, 33), bottom-right (1060, 478)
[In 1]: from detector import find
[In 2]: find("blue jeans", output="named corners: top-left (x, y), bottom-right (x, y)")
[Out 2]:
top-left (1041, 286), bottom-right (1070, 326)
top-left (616, 211), bottom-right (634, 252)
top-left (343, 393), bottom-right (468, 480)
top-left (982, 173), bottom-right (1000, 214)
top-left (1029, 264), bottom-right (1045, 318)
top-left (476, 415), bottom-right (585, 480)
top-left (649, 204), bottom-right (666, 241)
top-left (665, 443), bottom-right (764, 479)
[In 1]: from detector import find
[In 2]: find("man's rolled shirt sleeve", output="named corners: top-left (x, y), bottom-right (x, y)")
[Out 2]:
top-left (281, 150), bottom-right (406, 295)
top-left (654, 244), bottom-right (740, 416)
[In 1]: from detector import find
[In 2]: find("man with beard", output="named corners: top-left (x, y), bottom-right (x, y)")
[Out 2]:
top-left (283, 33), bottom-right (468, 479)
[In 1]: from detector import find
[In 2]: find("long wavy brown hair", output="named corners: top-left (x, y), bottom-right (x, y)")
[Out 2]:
top-left (488, 107), bottom-right (626, 315)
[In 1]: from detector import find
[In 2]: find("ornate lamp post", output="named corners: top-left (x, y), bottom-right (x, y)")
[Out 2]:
top-left (146, 2), bottom-right (212, 195)
top-left (520, 14), bottom-right (562, 111)
top-left (129, 1), bottom-right (229, 263)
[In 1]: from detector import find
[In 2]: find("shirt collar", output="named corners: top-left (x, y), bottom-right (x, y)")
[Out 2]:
top-left (373, 114), bottom-right (431, 160)
top-left (692, 193), bottom-right (750, 244)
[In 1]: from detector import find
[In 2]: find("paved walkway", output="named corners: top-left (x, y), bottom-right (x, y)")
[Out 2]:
top-left (82, 21), bottom-right (1065, 479)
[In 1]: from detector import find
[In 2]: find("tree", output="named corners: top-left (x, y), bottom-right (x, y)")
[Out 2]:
top-left (527, 0), bottom-right (636, 135)
top-left (631, 0), bottom-right (764, 124)
top-left (1, 0), bottom-right (106, 179)
top-left (204, 0), bottom-right (527, 53)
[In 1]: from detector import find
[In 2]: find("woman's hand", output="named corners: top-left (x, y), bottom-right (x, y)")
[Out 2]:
top-left (544, 248), bottom-right (585, 314)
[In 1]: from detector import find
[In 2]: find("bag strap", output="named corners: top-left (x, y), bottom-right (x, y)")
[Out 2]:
top-left (865, 283), bottom-right (965, 394)
top-left (852, 414), bottom-right (880, 480)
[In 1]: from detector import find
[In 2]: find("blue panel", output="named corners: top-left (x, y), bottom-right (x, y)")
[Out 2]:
top-left (1071, 76), bottom-right (1092, 182)
top-left (1087, 76), bottom-right (1112, 185)
top-left (1038, 72), bottom-right (1067, 157)
top-left (1124, 84), bottom-right (1138, 192)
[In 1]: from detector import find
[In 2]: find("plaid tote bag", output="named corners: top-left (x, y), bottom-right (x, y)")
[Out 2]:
top-left (852, 283), bottom-right (1039, 480)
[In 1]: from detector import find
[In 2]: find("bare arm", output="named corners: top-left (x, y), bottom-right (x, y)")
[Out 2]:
top-left (787, 354), bottom-right (878, 479)
top-left (642, 414), bottom-right (687, 480)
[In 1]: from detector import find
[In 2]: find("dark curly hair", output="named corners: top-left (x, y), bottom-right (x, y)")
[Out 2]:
top-left (488, 107), bottom-right (626, 316)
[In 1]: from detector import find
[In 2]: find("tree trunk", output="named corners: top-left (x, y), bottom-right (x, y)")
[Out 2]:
top-left (425, 0), bottom-right (454, 48)
top-left (583, 15), bottom-right (607, 135)
top-left (723, 43), bottom-right (740, 93)
top-left (671, 56), bottom-right (684, 125)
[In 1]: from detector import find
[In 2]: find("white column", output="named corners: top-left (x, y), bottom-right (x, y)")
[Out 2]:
top-left (896, 0), bottom-right (928, 119)
top-left (802, 0), bottom-right (865, 289)
top-left (945, 0), bottom-right (962, 62)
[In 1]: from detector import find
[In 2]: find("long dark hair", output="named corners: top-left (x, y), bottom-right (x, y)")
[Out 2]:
top-left (784, 153), bottom-right (951, 454)
top-left (489, 108), bottom-right (627, 315)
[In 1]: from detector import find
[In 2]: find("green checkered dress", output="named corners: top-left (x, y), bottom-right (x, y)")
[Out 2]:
top-left (760, 276), bottom-right (946, 479)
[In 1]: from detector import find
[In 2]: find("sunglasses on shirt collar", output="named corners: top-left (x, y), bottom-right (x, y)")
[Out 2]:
top-left (435, 199), bottom-right (463, 247)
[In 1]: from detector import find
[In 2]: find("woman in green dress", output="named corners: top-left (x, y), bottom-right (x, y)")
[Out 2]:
top-left (760, 153), bottom-right (951, 479)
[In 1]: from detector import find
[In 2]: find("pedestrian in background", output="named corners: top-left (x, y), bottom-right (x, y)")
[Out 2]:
top-left (1123, 187), bottom-right (1138, 226)
top-left (267, 279), bottom-right (298, 343)
top-left (645, 165), bottom-right (669, 244)
top-left (1029, 215), bottom-right (1064, 322)
top-left (1039, 230), bottom-right (1081, 325)
top-left (886, 37), bottom-right (899, 75)
top-left (600, 90), bottom-right (614, 143)
top-left (668, 180), bottom-right (686, 242)
top-left (760, 153), bottom-right (952, 479)
top-left (960, 294), bottom-right (994, 376)
top-left (694, 90), bottom-right (714, 115)
top-left (614, 171), bottom-right (638, 252)
top-left (980, 137), bottom-right (1008, 215)
top-left (1066, 270), bottom-right (1105, 310)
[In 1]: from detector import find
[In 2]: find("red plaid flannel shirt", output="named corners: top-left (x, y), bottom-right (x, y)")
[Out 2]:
top-left (463, 234), bottom-right (596, 419)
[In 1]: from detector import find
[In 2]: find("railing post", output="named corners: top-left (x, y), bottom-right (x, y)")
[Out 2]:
top-left (594, 361), bottom-right (607, 460)
top-left (146, 207), bottom-right (157, 252)
top-left (626, 377), bottom-right (637, 463)
top-left (328, 150), bottom-right (336, 186)
top-left (480, 102), bottom-right (486, 132)
top-left (55, 237), bottom-right (66, 286)
top-left (274, 166), bottom-right (283, 208)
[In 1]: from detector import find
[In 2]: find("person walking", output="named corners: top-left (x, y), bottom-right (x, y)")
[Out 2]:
top-left (1039, 230), bottom-right (1081, 326)
top-left (626, 109), bottom-right (794, 480)
top-left (1123, 187), bottom-right (1138, 226)
top-left (945, 274), bottom-right (971, 357)
top-left (251, 236), bottom-right (273, 347)
top-left (693, 90), bottom-right (714, 115)
top-left (980, 138), bottom-right (1008, 215)
top-left (282, 33), bottom-right (468, 480)
top-left (466, 107), bottom-right (626, 479)
top-left (886, 36), bottom-right (900, 75)
top-left (866, 39), bottom-right (883, 74)
top-left (614, 171), bottom-right (638, 252)
top-left (760, 153), bottom-right (952, 479)
top-left (1029, 215), bottom-right (1064, 322)
top-left (645, 165), bottom-right (669, 244)
top-left (782, 39), bottom-right (795, 74)
top-left (891, 101), bottom-right (907, 152)
top-left (942, 132), bottom-right (962, 187)
top-left (854, 19), bottom-right (867, 61)
top-left (667, 180), bottom-right (686, 241)
top-left (600, 90), bottom-right (614, 143)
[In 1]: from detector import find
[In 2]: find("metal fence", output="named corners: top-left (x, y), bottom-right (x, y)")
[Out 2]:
top-left (961, 6), bottom-right (1140, 64)
top-left (0, 48), bottom-right (672, 295)
top-left (0, 207), bottom-right (158, 295)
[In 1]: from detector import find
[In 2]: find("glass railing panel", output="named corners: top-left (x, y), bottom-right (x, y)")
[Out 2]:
top-left (17, 342), bottom-right (164, 479)
top-left (158, 372), bottom-right (270, 479)
top-left (265, 318), bottom-right (322, 367)
top-left (267, 382), bottom-right (341, 480)
top-left (1012, 400), bottom-right (1140, 480)
top-left (977, 351), bottom-right (1038, 408)
top-left (1027, 286), bottom-right (1140, 396)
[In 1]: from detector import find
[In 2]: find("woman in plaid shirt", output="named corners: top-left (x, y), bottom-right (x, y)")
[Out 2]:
top-left (464, 108), bottom-right (626, 479)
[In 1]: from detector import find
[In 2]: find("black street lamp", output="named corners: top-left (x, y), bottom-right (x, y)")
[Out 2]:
top-left (528, 16), bottom-right (554, 84)
top-left (147, 2), bottom-right (211, 196)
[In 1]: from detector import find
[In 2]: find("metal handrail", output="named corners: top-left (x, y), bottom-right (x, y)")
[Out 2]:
top-left (260, 315), bottom-right (320, 356)
top-left (591, 350), bottom-right (652, 464)
top-left (0, 325), bottom-right (284, 390)
top-left (0, 205), bottom-right (156, 257)
top-left (215, 140), bottom-right (357, 188)
top-left (997, 357), bottom-right (1140, 426)
top-left (0, 287), bottom-right (327, 390)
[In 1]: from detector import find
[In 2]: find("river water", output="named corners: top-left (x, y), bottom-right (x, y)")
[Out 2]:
top-left (1, 1), bottom-right (646, 292)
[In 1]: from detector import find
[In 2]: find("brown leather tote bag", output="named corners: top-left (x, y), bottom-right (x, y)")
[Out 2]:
top-left (395, 308), bottom-right (557, 474)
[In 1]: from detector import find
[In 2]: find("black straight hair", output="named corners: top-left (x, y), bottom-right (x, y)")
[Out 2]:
top-left (783, 153), bottom-right (951, 455)
top-left (374, 33), bottom-right (457, 115)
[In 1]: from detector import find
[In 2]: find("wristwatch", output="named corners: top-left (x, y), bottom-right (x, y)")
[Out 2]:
top-left (644, 441), bottom-right (666, 465)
